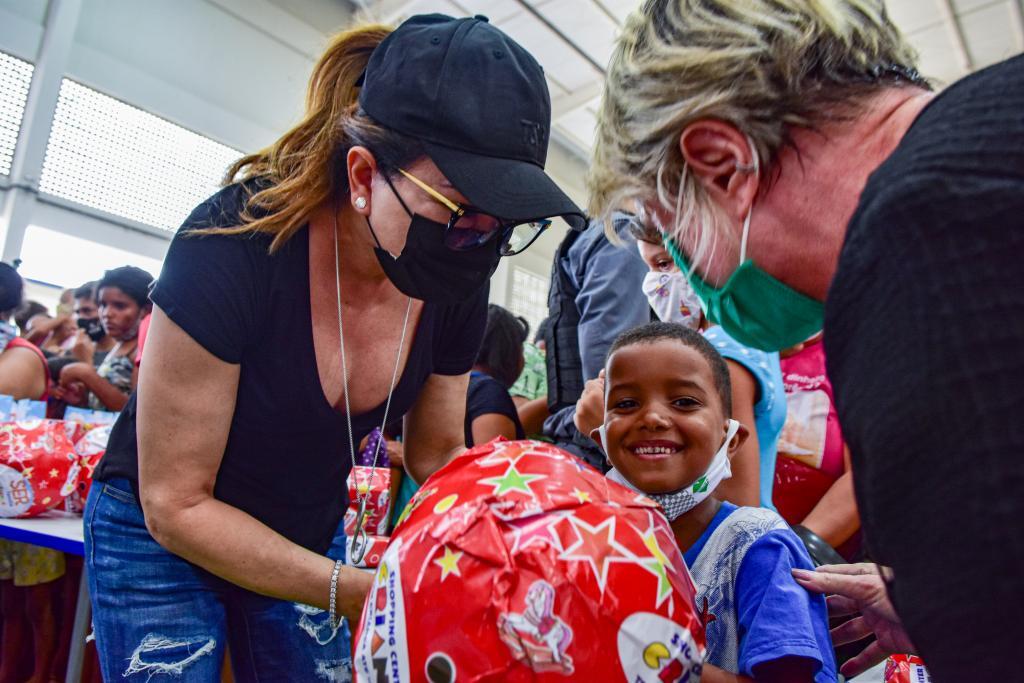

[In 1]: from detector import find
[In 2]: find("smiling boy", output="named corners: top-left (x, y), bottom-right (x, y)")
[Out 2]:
top-left (598, 322), bottom-right (836, 682)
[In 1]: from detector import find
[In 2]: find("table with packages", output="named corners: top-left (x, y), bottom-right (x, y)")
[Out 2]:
top-left (0, 511), bottom-right (88, 683)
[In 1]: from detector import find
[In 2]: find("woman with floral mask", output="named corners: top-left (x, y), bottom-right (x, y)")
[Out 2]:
top-left (56, 266), bottom-right (153, 412)
top-left (84, 15), bottom-right (584, 682)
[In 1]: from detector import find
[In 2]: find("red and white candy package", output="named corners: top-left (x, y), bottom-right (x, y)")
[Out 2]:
top-left (884, 654), bottom-right (932, 683)
top-left (353, 439), bottom-right (705, 682)
top-left (345, 466), bottom-right (393, 539)
top-left (62, 421), bottom-right (111, 511)
top-left (0, 420), bottom-right (85, 517)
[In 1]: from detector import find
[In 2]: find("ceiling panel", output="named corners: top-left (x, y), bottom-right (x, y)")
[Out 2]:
top-left (499, 9), bottom-right (603, 91)
top-left (959, 1), bottom-right (1024, 67)
top-left (904, 21), bottom-right (968, 84)
top-left (594, 0), bottom-right (638, 24)
top-left (886, 0), bottom-right (945, 33)
top-left (530, 0), bottom-right (620, 68)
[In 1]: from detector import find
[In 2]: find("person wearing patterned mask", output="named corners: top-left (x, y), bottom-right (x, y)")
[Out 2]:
top-left (576, 216), bottom-right (787, 511)
top-left (596, 322), bottom-right (836, 682)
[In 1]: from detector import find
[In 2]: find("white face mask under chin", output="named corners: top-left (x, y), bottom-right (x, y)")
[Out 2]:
top-left (606, 419), bottom-right (740, 521)
top-left (641, 270), bottom-right (703, 329)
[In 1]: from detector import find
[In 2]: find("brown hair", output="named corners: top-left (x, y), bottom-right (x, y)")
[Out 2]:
top-left (208, 24), bottom-right (425, 252)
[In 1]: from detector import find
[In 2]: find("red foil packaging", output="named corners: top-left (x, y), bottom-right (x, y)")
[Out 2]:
top-left (884, 654), bottom-right (931, 683)
top-left (353, 439), bottom-right (705, 682)
top-left (345, 466), bottom-right (394, 539)
top-left (0, 420), bottom-right (85, 517)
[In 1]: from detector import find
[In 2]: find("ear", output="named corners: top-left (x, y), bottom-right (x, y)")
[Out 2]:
top-left (678, 120), bottom-right (759, 222)
top-left (725, 421), bottom-right (750, 459)
top-left (346, 146), bottom-right (378, 215)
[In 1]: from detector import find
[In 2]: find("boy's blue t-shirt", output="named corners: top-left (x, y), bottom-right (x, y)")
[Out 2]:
top-left (703, 326), bottom-right (786, 510)
top-left (684, 502), bottom-right (837, 682)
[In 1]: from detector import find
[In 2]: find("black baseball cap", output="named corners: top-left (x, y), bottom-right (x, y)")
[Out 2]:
top-left (359, 14), bottom-right (586, 231)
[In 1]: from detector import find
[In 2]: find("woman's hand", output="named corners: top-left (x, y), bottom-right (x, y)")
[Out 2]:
top-left (337, 566), bottom-right (374, 623)
top-left (52, 381), bottom-right (87, 406)
top-left (793, 563), bottom-right (916, 678)
top-left (573, 370), bottom-right (605, 441)
top-left (71, 330), bottom-right (96, 364)
top-left (60, 362), bottom-right (97, 387)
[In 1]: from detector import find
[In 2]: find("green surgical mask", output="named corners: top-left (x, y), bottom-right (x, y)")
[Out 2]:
top-left (663, 138), bottom-right (824, 352)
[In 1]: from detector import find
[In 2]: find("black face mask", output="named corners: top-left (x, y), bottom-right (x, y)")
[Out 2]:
top-left (365, 178), bottom-right (501, 304)
top-left (76, 317), bottom-right (106, 342)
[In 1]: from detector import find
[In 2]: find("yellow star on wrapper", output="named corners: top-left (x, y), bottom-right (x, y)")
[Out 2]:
top-left (49, 468), bottom-right (59, 478)
top-left (571, 488), bottom-right (591, 504)
top-left (479, 463), bottom-right (545, 497)
top-left (433, 546), bottom-right (463, 581)
top-left (637, 528), bottom-right (674, 607)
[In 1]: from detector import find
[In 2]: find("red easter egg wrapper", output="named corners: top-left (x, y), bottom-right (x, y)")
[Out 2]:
top-left (352, 439), bottom-right (705, 682)
top-left (0, 420), bottom-right (85, 517)
top-left (884, 655), bottom-right (932, 683)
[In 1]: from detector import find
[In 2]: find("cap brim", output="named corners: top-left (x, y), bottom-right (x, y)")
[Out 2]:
top-left (423, 141), bottom-right (587, 231)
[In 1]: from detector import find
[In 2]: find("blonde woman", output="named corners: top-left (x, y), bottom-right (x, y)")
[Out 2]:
top-left (590, 1), bottom-right (1024, 680)
top-left (86, 15), bottom-right (583, 682)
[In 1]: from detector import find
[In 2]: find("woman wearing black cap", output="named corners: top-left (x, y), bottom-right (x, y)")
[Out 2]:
top-left (85, 15), bottom-right (584, 681)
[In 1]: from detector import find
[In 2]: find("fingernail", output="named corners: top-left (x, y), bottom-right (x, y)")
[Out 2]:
top-left (791, 568), bottom-right (812, 580)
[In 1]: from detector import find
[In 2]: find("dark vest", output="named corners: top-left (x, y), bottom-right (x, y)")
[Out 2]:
top-left (543, 229), bottom-right (584, 412)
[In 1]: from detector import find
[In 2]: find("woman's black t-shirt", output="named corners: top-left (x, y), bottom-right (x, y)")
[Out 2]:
top-left (464, 371), bottom-right (525, 447)
top-left (96, 182), bottom-right (488, 553)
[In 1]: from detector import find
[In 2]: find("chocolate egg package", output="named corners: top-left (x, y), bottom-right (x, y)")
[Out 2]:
top-left (353, 439), bottom-right (705, 682)
top-left (0, 419), bottom-right (85, 517)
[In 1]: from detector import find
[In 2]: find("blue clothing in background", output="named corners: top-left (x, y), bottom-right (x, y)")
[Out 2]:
top-left (542, 217), bottom-right (650, 466)
top-left (703, 326), bottom-right (786, 510)
top-left (684, 502), bottom-right (837, 682)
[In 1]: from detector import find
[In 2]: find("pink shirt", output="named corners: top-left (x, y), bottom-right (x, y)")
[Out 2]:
top-left (777, 340), bottom-right (845, 482)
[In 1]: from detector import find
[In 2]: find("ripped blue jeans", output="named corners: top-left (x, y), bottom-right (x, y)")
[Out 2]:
top-left (84, 479), bottom-right (352, 682)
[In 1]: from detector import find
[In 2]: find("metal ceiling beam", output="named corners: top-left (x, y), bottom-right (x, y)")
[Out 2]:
top-left (589, 0), bottom-right (622, 27)
top-left (551, 81), bottom-right (604, 118)
top-left (937, 0), bottom-right (974, 73)
top-left (512, 0), bottom-right (606, 75)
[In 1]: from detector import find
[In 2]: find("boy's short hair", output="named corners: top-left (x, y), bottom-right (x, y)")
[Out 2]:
top-left (608, 322), bottom-right (732, 416)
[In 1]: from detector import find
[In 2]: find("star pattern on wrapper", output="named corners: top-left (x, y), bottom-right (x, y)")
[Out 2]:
top-left (479, 463), bottom-right (545, 498)
top-left (433, 546), bottom-right (463, 581)
top-left (507, 513), bottom-right (566, 554)
top-left (557, 516), bottom-right (637, 594)
top-left (48, 468), bottom-right (59, 478)
top-left (571, 488), bottom-right (591, 504)
top-left (625, 512), bottom-right (683, 611)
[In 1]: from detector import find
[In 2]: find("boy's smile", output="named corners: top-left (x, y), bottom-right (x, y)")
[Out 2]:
top-left (604, 339), bottom-right (733, 494)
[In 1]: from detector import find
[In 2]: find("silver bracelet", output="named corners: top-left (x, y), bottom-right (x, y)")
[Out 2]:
top-left (328, 558), bottom-right (343, 629)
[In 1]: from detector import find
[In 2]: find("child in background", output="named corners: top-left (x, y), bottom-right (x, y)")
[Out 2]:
top-left (575, 219), bottom-right (786, 508)
top-left (597, 322), bottom-right (836, 682)
top-left (466, 305), bottom-right (527, 446)
top-left (775, 334), bottom-right (860, 562)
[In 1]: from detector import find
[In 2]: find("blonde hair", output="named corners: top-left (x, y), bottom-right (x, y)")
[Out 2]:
top-left (589, 0), bottom-right (926, 269)
top-left (208, 24), bottom-right (424, 252)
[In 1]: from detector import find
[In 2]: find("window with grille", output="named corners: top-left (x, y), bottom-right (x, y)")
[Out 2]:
top-left (38, 79), bottom-right (242, 231)
top-left (508, 266), bottom-right (549, 338)
top-left (0, 51), bottom-right (34, 176)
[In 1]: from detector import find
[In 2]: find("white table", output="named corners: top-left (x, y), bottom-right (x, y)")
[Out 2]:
top-left (0, 512), bottom-right (88, 683)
